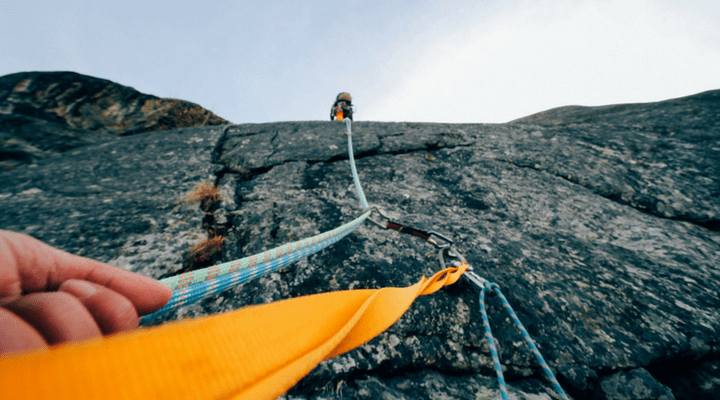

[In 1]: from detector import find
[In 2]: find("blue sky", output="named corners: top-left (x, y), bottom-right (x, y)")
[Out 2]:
top-left (2, 0), bottom-right (719, 123)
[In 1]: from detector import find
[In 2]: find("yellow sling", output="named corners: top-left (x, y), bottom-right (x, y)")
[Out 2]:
top-left (0, 264), bottom-right (466, 400)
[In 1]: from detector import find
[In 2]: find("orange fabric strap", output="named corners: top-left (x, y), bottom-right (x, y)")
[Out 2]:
top-left (0, 264), bottom-right (466, 400)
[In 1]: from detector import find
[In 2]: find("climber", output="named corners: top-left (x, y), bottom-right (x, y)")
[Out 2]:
top-left (330, 92), bottom-right (353, 121)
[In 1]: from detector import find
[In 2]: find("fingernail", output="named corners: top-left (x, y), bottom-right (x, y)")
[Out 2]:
top-left (62, 280), bottom-right (99, 299)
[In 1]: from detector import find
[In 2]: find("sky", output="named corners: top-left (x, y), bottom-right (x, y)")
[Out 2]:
top-left (2, 0), bottom-right (719, 124)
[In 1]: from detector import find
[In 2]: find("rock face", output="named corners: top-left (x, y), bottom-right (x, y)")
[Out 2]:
top-left (1, 83), bottom-right (719, 399)
top-left (0, 71), bottom-right (229, 168)
top-left (513, 90), bottom-right (720, 130)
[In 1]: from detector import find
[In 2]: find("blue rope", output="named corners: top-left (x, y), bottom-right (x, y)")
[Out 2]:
top-left (141, 212), bottom-right (370, 322)
top-left (479, 285), bottom-right (509, 400)
top-left (144, 120), bottom-right (373, 324)
top-left (346, 119), bottom-right (369, 210)
top-left (478, 282), bottom-right (569, 400)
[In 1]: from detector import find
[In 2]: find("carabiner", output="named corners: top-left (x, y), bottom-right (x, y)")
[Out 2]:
top-left (367, 207), bottom-right (391, 229)
top-left (426, 231), bottom-right (453, 249)
top-left (438, 246), bottom-right (487, 291)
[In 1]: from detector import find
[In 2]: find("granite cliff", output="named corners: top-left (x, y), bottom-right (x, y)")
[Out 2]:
top-left (0, 71), bottom-right (229, 168)
top-left (0, 73), bottom-right (718, 399)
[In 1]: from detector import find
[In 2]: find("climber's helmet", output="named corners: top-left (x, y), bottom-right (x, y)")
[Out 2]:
top-left (336, 92), bottom-right (352, 104)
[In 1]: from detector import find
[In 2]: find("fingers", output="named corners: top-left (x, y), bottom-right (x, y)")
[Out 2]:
top-left (3, 292), bottom-right (101, 346)
top-left (0, 231), bottom-right (25, 299)
top-left (0, 282), bottom-right (143, 355)
top-left (0, 230), bottom-right (173, 356)
top-left (76, 266), bottom-right (172, 316)
top-left (0, 308), bottom-right (47, 355)
top-left (0, 230), bottom-right (172, 315)
top-left (59, 280), bottom-right (139, 334)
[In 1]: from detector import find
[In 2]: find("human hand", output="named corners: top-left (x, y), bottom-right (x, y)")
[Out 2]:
top-left (0, 230), bottom-right (172, 355)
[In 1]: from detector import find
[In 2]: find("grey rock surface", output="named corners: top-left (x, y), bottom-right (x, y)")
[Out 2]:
top-left (0, 71), bottom-right (229, 168)
top-left (1, 89), bottom-right (719, 399)
top-left (0, 126), bottom-right (224, 279)
top-left (512, 89), bottom-right (719, 131)
top-left (599, 368), bottom-right (675, 400)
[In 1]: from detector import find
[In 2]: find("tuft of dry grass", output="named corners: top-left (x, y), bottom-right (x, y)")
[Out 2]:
top-left (188, 236), bottom-right (225, 264)
top-left (185, 181), bottom-right (220, 205)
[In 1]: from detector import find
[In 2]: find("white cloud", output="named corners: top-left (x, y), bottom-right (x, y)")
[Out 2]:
top-left (362, 0), bottom-right (720, 123)
top-left (2, 1), bottom-right (718, 123)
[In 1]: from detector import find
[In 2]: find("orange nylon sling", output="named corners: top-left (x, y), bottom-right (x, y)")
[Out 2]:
top-left (0, 263), bottom-right (466, 400)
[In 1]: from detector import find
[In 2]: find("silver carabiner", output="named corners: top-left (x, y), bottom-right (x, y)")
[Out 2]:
top-left (367, 207), bottom-right (391, 229)
top-left (427, 231), bottom-right (453, 249)
top-left (438, 246), bottom-right (487, 291)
